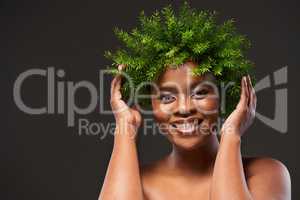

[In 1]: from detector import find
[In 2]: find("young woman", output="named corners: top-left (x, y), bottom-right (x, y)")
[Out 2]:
top-left (98, 61), bottom-right (291, 200)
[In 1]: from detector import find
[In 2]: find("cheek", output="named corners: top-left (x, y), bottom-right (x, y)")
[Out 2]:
top-left (152, 97), bottom-right (176, 118)
top-left (152, 107), bottom-right (173, 134)
top-left (152, 107), bottom-right (173, 123)
top-left (194, 98), bottom-right (219, 116)
top-left (151, 100), bottom-right (173, 123)
top-left (194, 98), bottom-right (219, 112)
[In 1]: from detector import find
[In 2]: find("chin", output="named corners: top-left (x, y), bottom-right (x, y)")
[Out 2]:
top-left (168, 131), bottom-right (211, 151)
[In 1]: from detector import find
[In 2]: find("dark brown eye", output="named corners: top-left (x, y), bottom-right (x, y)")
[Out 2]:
top-left (159, 94), bottom-right (176, 104)
top-left (191, 89), bottom-right (209, 99)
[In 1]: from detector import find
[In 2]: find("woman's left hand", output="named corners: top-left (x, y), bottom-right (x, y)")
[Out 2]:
top-left (221, 75), bottom-right (256, 137)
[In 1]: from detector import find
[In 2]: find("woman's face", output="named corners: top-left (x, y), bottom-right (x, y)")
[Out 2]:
top-left (151, 61), bottom-right (219, 150)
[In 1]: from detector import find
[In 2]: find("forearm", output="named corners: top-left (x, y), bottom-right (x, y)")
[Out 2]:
top-left (210, 132), bottom-right (252, 200)
top-left (99, 124), bottom-right (143, 200)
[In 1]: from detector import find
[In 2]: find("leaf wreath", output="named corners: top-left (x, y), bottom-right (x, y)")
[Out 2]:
top-left (104, 1), bottom-right (255, 118)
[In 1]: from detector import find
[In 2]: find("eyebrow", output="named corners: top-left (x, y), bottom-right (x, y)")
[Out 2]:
top-left (190, 81), bottom-right (212, 90)
top-left (190, 81), bottom-right (202, 90)
top-left (158, 85), bottom-right (178, 93)
top-left (157, 81), bottom-right (209, 93)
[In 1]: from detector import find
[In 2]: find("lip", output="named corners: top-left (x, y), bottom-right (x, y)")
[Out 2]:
top-left (170, 117), bottom-right (204, 135)
top-left (171, 117), bottom-right (203, 124)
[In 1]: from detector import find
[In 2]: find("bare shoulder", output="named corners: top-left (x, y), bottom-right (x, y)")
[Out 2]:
top-left (242, 156), bottom-right (290, 178)
top-left (242, 156), bottom-right (291, 199)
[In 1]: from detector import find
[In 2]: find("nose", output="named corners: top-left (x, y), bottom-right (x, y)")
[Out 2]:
top-left (175, 94), bottom-right (197, 117)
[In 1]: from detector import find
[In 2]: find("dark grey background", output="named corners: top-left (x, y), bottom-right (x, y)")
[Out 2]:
top-left (1, 0), bottom-right (299, 199)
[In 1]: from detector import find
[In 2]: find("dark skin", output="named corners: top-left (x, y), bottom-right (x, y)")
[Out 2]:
top-left (99, 61), bottom-right (291, 200)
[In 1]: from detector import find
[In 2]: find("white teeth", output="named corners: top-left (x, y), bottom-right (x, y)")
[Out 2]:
top-left (174, 123), bottom-right (198, 133)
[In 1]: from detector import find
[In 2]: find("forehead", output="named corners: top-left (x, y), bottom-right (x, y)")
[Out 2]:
top-left (156, 61), bottom-right (215, 88)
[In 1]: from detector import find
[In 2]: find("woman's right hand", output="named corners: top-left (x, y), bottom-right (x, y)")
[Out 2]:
top-left (110, 64), bottom-right (142, 138)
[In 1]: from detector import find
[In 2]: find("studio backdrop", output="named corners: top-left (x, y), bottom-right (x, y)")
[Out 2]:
top-left (1, 0), bottom-right (299, 199)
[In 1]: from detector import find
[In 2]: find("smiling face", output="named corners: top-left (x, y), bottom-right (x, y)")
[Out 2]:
top-left (151, 61), bottom-right (220, 150)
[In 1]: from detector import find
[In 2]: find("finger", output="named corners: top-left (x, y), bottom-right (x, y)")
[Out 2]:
top-left (247, 75), bottom-right (254, 107)
top-left (237, 76), bottom-right (248, 109)
top-left (245, 75), bottom-right (251, 107)
top-left (245, 75), bottom-right (250, 107)
top-left (111, 64), bottom-right (126, 96)
top-left (110, 64), bottom-right (125, 96)
top-left (118, 64), bottom-right (126, 71)
top-left (110, 74), bottom-right (122, 101)
top-left (246, 75), bottom-right (256, 119)
top-left (114, 64), bottom-right (127, 97)
top-left (240, 76), bottom-right (246, 101)
top-left (248, 75), bottom-right (257, 110)
top-left (131, 104), bottom-right (139, 112)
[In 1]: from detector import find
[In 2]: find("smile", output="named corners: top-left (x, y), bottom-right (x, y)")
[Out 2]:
top-left (171, 118), bottom-right (203, 135)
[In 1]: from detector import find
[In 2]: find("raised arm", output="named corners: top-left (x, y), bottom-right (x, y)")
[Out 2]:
top-left (98, 65), bottom-right (144, 200)
top-left (209, 75), bottom-right (291, 200)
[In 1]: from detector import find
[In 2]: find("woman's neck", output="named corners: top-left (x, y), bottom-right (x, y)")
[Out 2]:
top-left (165, 135), bottom-right (219, 177)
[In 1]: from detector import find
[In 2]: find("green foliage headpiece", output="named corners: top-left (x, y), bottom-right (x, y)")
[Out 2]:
top-left (104, 1), bottom-right (255, 117)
